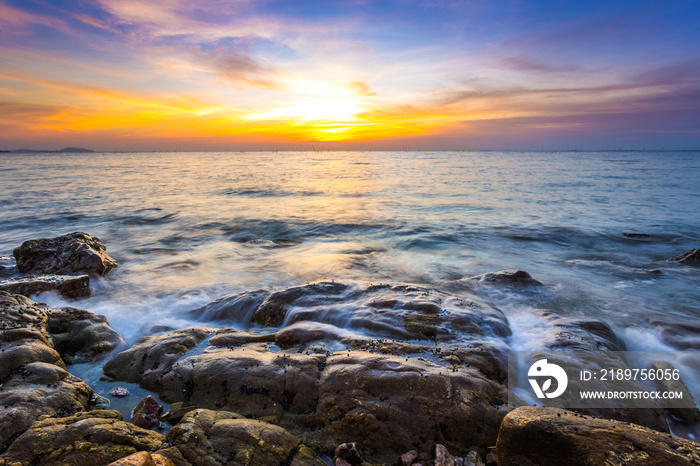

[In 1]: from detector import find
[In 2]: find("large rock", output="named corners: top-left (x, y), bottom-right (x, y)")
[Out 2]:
top-left (0, 362), bottom-right (94, 452)
top-left (248, 281), bottom-right (511, 343)
top-left (47, 307), bottom-right (125, 364)
top-left (105, 331), bottom-right (511, 463)
top-left (0, 291), bottom-right (124, 448)
top-left (13, 232), bottom-right (118, 276)
top-left (103, 328), bottom-right (214, 387)
top-left (0, 410), bottom-right (165, 465)
top-left (159, 409), bottom-right (324, 466)
top-left (0, 274), bottom-right (90, 299)
top-left (496, 407), bottom-right (700, 465)
top-left (514, 311), bottom-right (667, 431)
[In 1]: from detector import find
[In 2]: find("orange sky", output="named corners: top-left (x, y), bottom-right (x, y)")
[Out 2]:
top-left (1, 0), bottom-right (699, 150)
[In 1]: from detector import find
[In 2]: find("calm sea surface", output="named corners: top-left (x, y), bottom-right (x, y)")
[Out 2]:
top-left (1, 150), bottom-right (699, 354)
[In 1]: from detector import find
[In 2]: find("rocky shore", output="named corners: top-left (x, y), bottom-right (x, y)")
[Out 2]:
top-left (1, 233), bottom-right (699, 465)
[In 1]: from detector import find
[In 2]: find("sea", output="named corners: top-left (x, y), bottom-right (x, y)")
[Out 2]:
top-left (1, 150), bottom-right (699, 427)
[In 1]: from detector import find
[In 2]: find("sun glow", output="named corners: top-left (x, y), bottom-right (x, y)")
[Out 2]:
top-left (245, 98), bottom-right (365, 122)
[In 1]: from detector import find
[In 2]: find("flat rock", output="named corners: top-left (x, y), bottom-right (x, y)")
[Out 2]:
top-left (13, 231), bottom-right (118, 276)
top-left (496, 407), bottom-right (700, 465)
top-left (0, 410), bottom-right (165, 465)
top-left (0, 274), bottom-right (90, 299)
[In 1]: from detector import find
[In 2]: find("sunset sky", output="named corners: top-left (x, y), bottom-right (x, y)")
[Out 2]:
top-left (1, 0), bottom-right (699, 150)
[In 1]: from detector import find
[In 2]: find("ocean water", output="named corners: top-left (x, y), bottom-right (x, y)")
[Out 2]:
top-left (1, 150), bottom-right (699, 371)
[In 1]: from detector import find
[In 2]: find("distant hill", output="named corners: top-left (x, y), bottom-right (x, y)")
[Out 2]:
top-left (5, 147), bottom-right (94, 153)
top-left (57, 147), bottom-right (94, 153)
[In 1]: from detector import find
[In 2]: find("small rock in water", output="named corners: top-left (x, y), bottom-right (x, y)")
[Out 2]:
top-left (469, 269), bottom-right (543, 286)
top-left (130, 395), bottom-right (163, 430)
top-left (109, 386), bottom-right (130, 398)
top-left (671, 248), bottom-right (700, 265)
top-left (334, 442), bottom-right (363, 465)
top-left (623, 232), bottom-right (652, 238)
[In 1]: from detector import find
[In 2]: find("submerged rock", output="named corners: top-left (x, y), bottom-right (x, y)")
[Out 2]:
top-left (468, 269), bottom-right (543, 286)
top-left (671, 248), bottom-right (700, 265)
top-left (13, 231), bottom-right (118, 276)
top-left (244, 281), bottom-right (512, 343)
top-left (0, 274), bottom-right (90, 299)
top-left (188, 288), bottom-right (269, 323)
top-left (496, 407), bottom-right (700, 465)
top-left (0, 410), bottom-right (165, 465)
top-left (252, 281), bottom-right (350, 327)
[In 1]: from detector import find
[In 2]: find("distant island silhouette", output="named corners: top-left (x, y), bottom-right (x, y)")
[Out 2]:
top-left (1, 147), bottom-right (94, 153)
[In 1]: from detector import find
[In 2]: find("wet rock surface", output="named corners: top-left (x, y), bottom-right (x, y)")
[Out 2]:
top-left (496, 407), bottom-right (700, 465)
top-left (0, 410), bottom-right (165, 465)
top-left (159, 409), bottom-right (324, 466)
top-left (13, 232), bottom-right (118, 276)
top-left (467, 269), bottom-right (543, 286)
top-left (105, 282), bottom-right (516, 463)
top-left (650, 360), bottom-right (700, 424)
top-left (131, 395), bottom-right (164, 430)
top-left (0, 291), bottom-right (124, 450)
top-left (516, 310), bottom-right (668, 431)
top-left (103, 328), bottom-right (214, 387)
top-left (0, 274), bottom-right (91, 299)
top-left (48, 306), bottom-right (126, 363)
